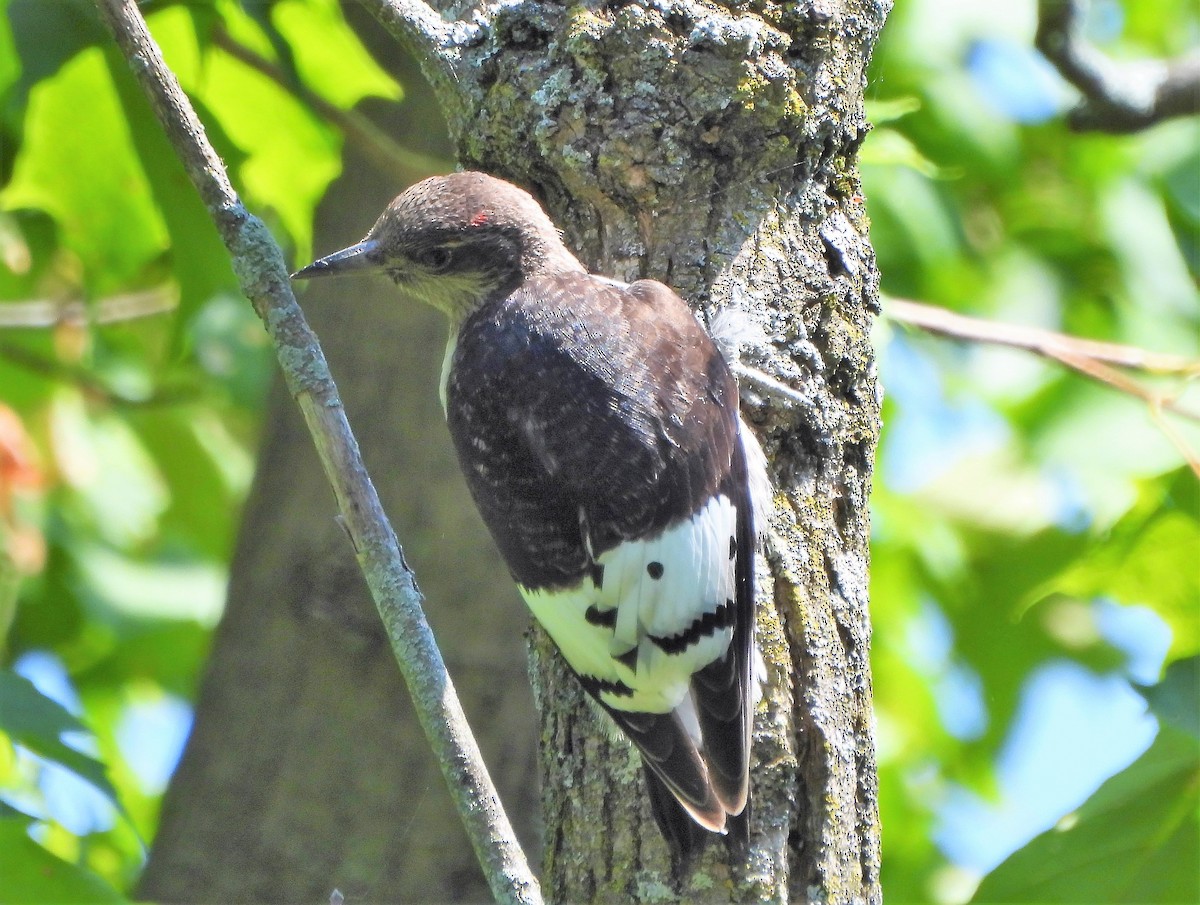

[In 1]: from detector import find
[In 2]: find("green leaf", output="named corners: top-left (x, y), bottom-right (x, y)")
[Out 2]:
top-left (104, 49), bottom-right (238, 330)
top-left (862, 127), bottom-right (943, 177)
top-left (1137, 656), bottom-right (1200, 739)
top-left (6, 0), bottom-right (107, 108)
top-left (0, 670), bottom-right (123, 812)
top-left (0, 812), bottom-right (126, 904)
top-left (972, 725), bottom-right (1200, 903)
top-left (165, 0), bottom-right (345, 258)
top-left (49, 392), bottom-right (169, 549)
top-left (866, 95), bottom-right (922, 125)
top-left (126, 408), bottom-right (248, 560)
top-left (73, 545), bottom-right (225, 626)
top-left (272, 0), bottom-right (402, 110)
top-left (0, 5), bottom-right (21, 118)
top-left (1050, 469), bottom-right (1200, 660)
top-left (0, 46), bottom-right (168, 294)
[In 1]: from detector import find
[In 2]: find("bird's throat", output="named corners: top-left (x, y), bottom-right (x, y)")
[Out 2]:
top-left (438, 326), bottom-right (458, 416)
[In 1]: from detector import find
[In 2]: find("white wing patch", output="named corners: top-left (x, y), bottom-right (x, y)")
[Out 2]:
top-left (520, 494), bottom-right (738, 718)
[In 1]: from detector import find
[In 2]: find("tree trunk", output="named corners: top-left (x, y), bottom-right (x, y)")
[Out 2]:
top-left (432, 2), bottom-right (888, 899)
top-left (141, 1), bottom-right (887, 902)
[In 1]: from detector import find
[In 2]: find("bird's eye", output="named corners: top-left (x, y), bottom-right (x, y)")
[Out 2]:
top-left (418, 246), bottom-right (454, 272)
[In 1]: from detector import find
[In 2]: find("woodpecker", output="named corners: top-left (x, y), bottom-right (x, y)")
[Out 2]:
top-left (293, 172), bottom-right (762, 864)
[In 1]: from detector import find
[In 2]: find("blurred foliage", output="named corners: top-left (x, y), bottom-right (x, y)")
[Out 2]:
top-left (0, 0), bottom-right (1195, 903)
top-left (972, 658), bottom-right (1199, 903)
top-left (0, 0), bottom-right (397, 898)
top-left (865, 1), bottom-right (1198, 902)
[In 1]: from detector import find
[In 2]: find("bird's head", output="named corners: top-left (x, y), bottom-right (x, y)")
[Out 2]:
top-left (292, 172), bottom-right (583, 323)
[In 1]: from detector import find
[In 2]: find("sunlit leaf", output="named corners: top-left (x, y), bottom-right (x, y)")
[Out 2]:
top-left (862, 128), bottom-right (942, 176)
top-left (0, 670), bottom-right (121, 811)
top-left (866, 95), bottom-right (921, 124)
top-left (0, 811), bottom-right (126, 904)
top-left (1050, 469), bottom-right (1200, 660)
top-left (49, 391), bottom-right (168, 549)
top-left (972, 725), bottom-right (1200, 903)
top-left (0, 5), bottom-right (20, 110)
top-left (165, 0), bottom-right (343, 259)
top-left (1, 46), bottom-right (168, 295)
top-left (273, 0), bottom-right (402, 109)
top-left (127, 408), bottom-right (250, 560)
top-left (73, 545), bottom-right (225, 626)
top-left (105, 48), bottom-right (238, 330)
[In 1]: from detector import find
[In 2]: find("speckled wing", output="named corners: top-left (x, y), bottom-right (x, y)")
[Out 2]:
top-left (444, 272), bottom-right (756, 851)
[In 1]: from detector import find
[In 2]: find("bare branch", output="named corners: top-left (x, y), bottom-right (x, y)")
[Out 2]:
top-left (92, 1), bottom-right (540, 902)
top-left (0, 287), bottom-right (178, 329)
top-left (210, 25), bottom-right (448, 180)
top-left (1036, 0), bottom-right (1200, 132)
top-left (886, 297), bottom-right (1200, 476)
top-left (886, 298), bottom-right (1200, 377)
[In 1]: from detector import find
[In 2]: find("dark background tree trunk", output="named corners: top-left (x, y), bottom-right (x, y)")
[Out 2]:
top-left (137, 20), bottom-right (542, 904)
top-left (140, 1), bottom-right (888, 902)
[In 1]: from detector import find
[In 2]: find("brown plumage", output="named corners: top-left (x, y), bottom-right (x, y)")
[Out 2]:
top-left (293, 172), bottom-right (759, 867)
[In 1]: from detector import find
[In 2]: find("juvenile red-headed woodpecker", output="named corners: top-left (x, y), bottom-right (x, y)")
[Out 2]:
top-left (293, 172), bottom-right (763, 864)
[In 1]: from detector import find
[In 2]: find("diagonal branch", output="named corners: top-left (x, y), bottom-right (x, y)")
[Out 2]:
top-left (92, 1), bottom-right (540, 903)
top-left (1048, 344), bottom-right (1200, 477)
top-left (886, 297), bottom-right (1200, 476)
top-left (1036, 0), bottom-right (1200, 133)
top-left (886, 298), bottom-right (1200, 379)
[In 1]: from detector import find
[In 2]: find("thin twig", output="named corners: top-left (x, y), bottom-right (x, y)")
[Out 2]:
top-left (731, 361), bottom-right (817, 411)
top-left (92, 2), bottom-right (541, 902)
top-left (886, 297), bottom-right (1200, 476)
top-left (210, 25), bottom-right (448, 180)
top-left (1147, 402), bottom-right (1200, 479)
top-left (0, 287), bottom-right (178, 329)
top-left (1036, 0), bottom-right (1200, 133)
top-left (886, 298), bottom-right (1200, 378)
top-left (1047, 346), bottom-right (1200, 477)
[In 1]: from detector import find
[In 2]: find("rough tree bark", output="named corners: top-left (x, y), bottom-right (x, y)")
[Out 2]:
top-left (140, 1), bottom-right (887, 902)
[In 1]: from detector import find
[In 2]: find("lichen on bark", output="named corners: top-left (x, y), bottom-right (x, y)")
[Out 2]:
top-left (414, 0), bottom-right (890, 900)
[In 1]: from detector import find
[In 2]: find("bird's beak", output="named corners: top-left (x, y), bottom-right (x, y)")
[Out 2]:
top-left (291, 240), bottom-right (381, 280)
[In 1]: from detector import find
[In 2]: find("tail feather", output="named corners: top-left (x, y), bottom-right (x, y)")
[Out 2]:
top-left (723, 795), bottom-right (750, 858)
top-left (602, 705), bottom-right (727, 831)
top-left (642, 762), bottom-right (710, 874)
top-left (572, 432), bottom-right (762, 868)
top-left (688, 438), bottom-right (757, 815)
top-left (692, 648), bottom-right (750, 813)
